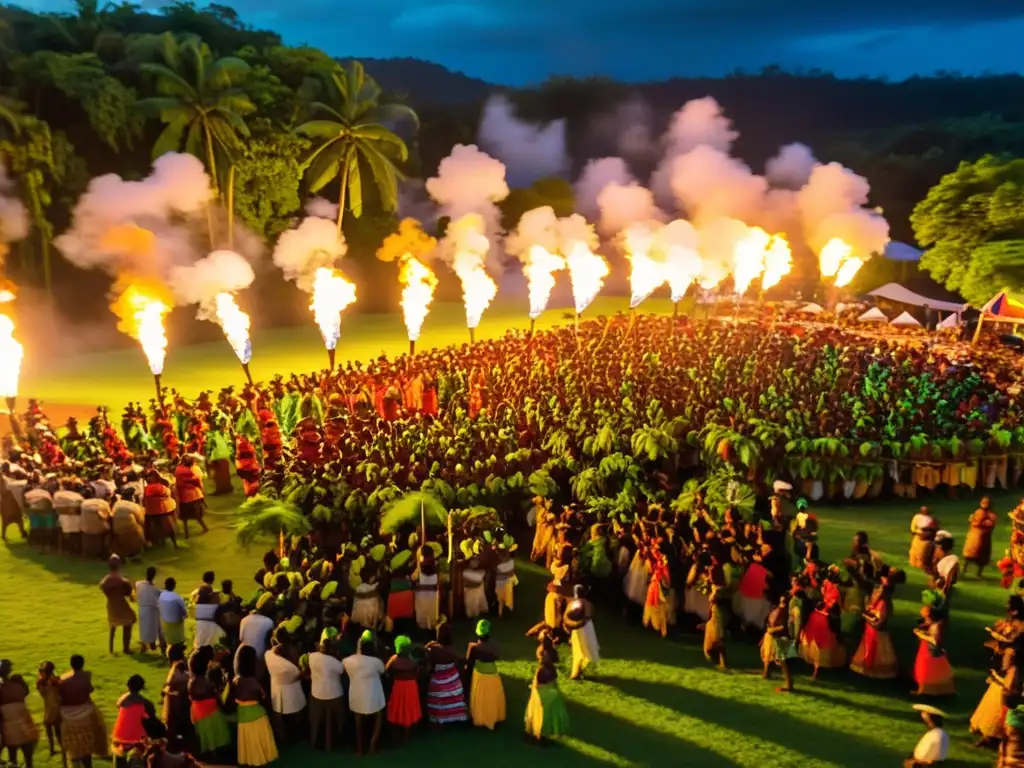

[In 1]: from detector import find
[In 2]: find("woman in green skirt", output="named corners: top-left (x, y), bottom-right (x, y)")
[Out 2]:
top-left (524, 661), bottom-right (570, 743)
top-left (187, 653), bottom-right (232, 762)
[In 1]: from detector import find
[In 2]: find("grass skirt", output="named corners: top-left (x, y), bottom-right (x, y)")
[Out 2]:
top-left (470, 669), bottom-right (506, 730)
top-left (464, 585), bottom-right (489, 618)
top-left (1, 701), bottom-right (39, 746)
top-left (913, 641), bottom-right (955, 695)
top-left (850, 627), bottom-right (898, 679)
top-left (684, 588), bottom-right (710, 622)
top-left (971, 681), bottom-right (1008, 739)
top-left (496, 578), bottom-right (516, 611)
top-left (733, 594), bottom-right (771, 630)
top-left (524, 682), bottom-right (569, 740)
top-left (909, 537), bottom-right (935, 570)
top-left (623, 554), bottom-right (648, 604)
top-left (351, 594), bottom-right (382, 629)
top-left (387, 679), bottom-right (422, 727)
top-left (571, 622), bottom-right (600, 667)
top-left (236, 701), bottom-right (277, 767)
top-left (759, 634), bottom-right (796, 665)
top-left (60, 703), bottom-right (107, 760)
top-left (799, 613), bottom-right (847, 668)
top-left (192, 704), bottom-right (232, 754)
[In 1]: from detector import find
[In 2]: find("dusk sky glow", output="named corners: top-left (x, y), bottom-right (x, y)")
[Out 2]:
top-left (22, 0), bottom-right (1024, 84)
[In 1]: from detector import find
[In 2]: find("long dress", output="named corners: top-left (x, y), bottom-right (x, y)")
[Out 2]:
top-left (734, 561), bottom-right (771, 629)
top-left (623, 550), bottom-right (649, 605)
top-left (850, 594), bottom-right (898, 679)
top-left (964, 508), bottom-right (998, 567)
top-left (0, 676), bottom-right (40, 750)
top-left (973, 650), bottom-right (1018, 741)
top-left (234, 676), bottom-right (278, 767)
top-left (415, 572), bottom-right (440, 629)
top-left (462, 567), bottom-right (489, 618)
top-left (135, 580), bottom-right (163, 646)
top-left (351, 582), bottom-right (382, 629)
top-left (914, 621), bottom-right (956, 696)
top-left (524, 668), bottom-right (569, 741)
top-left (425, 646), bottom-right (468, 725)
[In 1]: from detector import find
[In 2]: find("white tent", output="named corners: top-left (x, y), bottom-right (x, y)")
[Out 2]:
top-left (867, 282), bottom-right (966, 314)
top-left (857, 307), bottom-right (888, 323)
top-left (938, 313), bottom-right (961, 329)
top-left (800, 302), bottom-right (825, 314)
top-left (891, 311), bottom-right (922, 327)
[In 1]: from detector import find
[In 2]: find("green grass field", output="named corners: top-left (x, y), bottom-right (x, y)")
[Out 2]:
top-left (3, 303), bottom-right (1017, 767)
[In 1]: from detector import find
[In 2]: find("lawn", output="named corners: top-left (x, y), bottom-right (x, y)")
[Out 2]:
top-left (3, 302), bottom-right (1016, 767)
top-left (0, 492), bottom-right (1016, 768)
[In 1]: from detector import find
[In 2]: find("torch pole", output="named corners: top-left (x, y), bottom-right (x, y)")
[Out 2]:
top-left (153, 374), bottom-right (163, 407)
top-left (469, 327), bottom-right (476, 345)
top-left (5, 396), bottom-right (19, 440)
top-left (409, 339), bottom-right (416, 357)
top-left (529, 317), bottom-right (535, 335)
top-left (574, 310), bottom-right (580, 335)
top-left (327, 347), bottom-right (336, 371)
top-left (241, 362), bottom-right (254, 386)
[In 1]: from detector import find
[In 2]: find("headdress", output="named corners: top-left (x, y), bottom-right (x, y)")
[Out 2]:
top-left (394, 635), bottom-right (412, 655)
top-left (475, 619), bottom-right (491, 637)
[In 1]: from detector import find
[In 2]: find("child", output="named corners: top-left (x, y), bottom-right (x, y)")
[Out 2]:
top-left (37, 661), bottom-right (62, 757)
top-left (111, 675), bottom-right (157, 768)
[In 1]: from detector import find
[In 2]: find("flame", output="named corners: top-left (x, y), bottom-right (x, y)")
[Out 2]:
top-left (0, 313), bottom-right (23, 398)
top-left (818, 237), bottom-right (851, 279)
top-left (110, 278), bottom-right (172, 375)
top-left (522, 245), bottom-right (565, 319)
top-left (310, 267), bottom-right (356, 350)
top-left (0, 277), bottom-right (15, 304)
top-left (732, 226), bottom-right (771, 295)
top-left (623, 226), bottom-right (665, 308)
top-left (761, 235), bottom-right (793, 291)
top-left (662, 246), bottom-right (702, 303)
top-left (698, 260), bottom-right (729, 290)
top-left (454, 260), bottom-right (497, 330)
top-left (834, 257), bottom-right (865, 288)
top-left (563, 241), bottom-right (609, 314)
top-left (100, 223), bottom-right (157, 259)
top-left (398, 255), bottom-right (438, 341)
top-left (214, 292), bottom-right (252, 364)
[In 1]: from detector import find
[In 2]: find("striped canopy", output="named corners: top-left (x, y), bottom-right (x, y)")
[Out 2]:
top-left (982, 290), bottom-right (1024, 320)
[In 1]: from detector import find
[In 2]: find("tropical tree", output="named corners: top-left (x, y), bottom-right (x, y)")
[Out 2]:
top-left (137, 32), bottom-right (254, 193)
top-left (295, 61), bottom-right (417, 231)
top-left (912, 155), bottom-right (1024, 305)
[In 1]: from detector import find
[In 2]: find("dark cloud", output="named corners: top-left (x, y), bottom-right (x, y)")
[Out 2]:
top-left (27, 0), bottom-right (1024, 84)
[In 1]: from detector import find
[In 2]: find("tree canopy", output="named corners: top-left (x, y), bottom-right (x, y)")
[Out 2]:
top-left (912, 155), bottom-right (1024, 305)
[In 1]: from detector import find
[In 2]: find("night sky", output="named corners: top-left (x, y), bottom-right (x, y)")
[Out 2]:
top-left (26, 0), bottom-right (1024, 85)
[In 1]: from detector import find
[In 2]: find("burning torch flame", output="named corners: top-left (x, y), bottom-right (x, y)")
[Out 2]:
top-left (834, 257), bottom-right (865, 288)
top-left (623, 226), bottom-right (666, 309)
top-left (310, 267), bottom-right (356, 350)
top-left (0, 313), bottom-right (22, 398)
top-left (818, 237), bottom-right (851, 279)
top-left (0, 278), bottom-right (15, 304)
top-left (522, 245), bottom-right (565, 319)
top-left (214, 292), bottom-right (252, 364)
top-left (663, 246), bottom-right (702, 303)
top-left (564, 242), bottom-right (609, 315)
top-left (399, 256), bottom-right (438, 342)
top-left (761, 235), bottom-right (793, 291)
top-left (732, 227), bottom-right (770, 295)
top-left (452, 261), bottom-right (497, 330)
top-left (111, 282), bottom-right (171, 375)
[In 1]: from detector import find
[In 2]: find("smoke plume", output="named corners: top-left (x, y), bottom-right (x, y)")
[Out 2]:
top-left (272, 216), bottom-right (348, 293)
top-left (477, 95), bottom-right (568, 188)
top-left (169, 250), bottom-right (255, 321)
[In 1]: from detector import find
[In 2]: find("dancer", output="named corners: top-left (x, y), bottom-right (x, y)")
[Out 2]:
top-left (0, 659), bottom-right (40, 768)
top-left (851, 568), bottom-right (904, 680)
top-left (58, 655), bottom-right (108, 768)
top-left (964, 497), bottom-right (998, 578)
top-left (563, 585), bottom-right (599, 680)
top-left (912, 590), bottom-right (955, 697)
top-left (233, 645), bottom-right (279, 768)
top-left (761, 595), bottom-right (795, 692)
top-left (906, 704), bottom-right (949, 767)
top-left (800, 570), bottom-right (846, 681)
top-left (110, 675), bottom-right (156, 768)
top-left (342, 631), bottom-right (386, 757)
top-left (524, 659), bottom-right (570, 744)
top-left (467, 620), bottom-right (506, 730)
top-left (36, 661), bottom-right (62, 758)
top-left (425, 622), bottom-right (468, 727)
top-left (701, 585), bottom-right (728, 670)
top-left (99, 555), bottom-right (136, 655)
top-left (386, 635), bottom-right (422, 742)
top-left (909, 507), bottom-right (938, 570)
top-left (135, 566), bottom-right (164, 652)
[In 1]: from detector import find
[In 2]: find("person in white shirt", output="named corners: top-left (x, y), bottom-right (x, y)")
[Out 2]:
top-left (343, 631), bottom-right (386, 757)
top-left (192, 585), bottom-right (226, 650)
top-left (909, 506), bottom-right (938, 570)
top-left (906, 704), bottom-right (948, 767)
top-left (308, 630), bottom-right (346, 750)
top-left (157, 577), bottom-right (189, 647)
top-left (264, 634), bottom-right (307, 739)
top-left (236, 598), bottom-right (275, 674)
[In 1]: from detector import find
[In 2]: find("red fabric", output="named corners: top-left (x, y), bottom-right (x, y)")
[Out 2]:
top-left (387, 679), bottom-right (422, 727)
top-left (143, 483), bottom-right (174, 516)
top-left (422, 388), bottom-right (439, 417)
top-left (174, 465), bottom-right (204, 503)
top-left (112, 702), bottom-right (147, 744)
top-left (387, 589), bottom-right (415, 619)
top-left (821, 581), bottom-right (841, 609)
top-left (801, 610), bottom-right (837, 650)
top-left (190, 698), bottom-right (219, 722)
top-left (862, 624), bottom-right (879, 669)
top-left (738, 563), bottom-right (768, 599)
top-left (914, 640), bottom-right (953, 686)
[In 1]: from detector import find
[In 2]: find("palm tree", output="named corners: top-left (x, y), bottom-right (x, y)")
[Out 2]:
top-left (296, 60), bottom-right (417, 231)
top-left (137, 33), bottom-right (254, 193)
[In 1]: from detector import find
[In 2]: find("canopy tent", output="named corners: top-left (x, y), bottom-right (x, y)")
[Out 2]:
top-left (883, 241), bottom-right (923, 262)
top-left (857, 307), bottom-right (888, 323)
top-left (981, 290), bottom-right (1024, 320)
top-left (800, 302), bottom-right (825, 314)
top-left (937, 313), bottom-right (961, 329)
top-left (891, 311), bottom-right (922, 327)
top-left (867, 282), bottom-right (967, 314)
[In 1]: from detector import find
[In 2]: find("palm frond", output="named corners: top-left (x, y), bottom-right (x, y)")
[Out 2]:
top-left (379, 490), bottom-right (448, 533)
top-left (234, 496), bottom-right (310, 547)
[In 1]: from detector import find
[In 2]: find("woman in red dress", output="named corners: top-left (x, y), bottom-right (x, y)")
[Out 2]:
top-left (799, 571), bottom-right (847, 681)
top-left (912, 590), bottom-right (956, 697)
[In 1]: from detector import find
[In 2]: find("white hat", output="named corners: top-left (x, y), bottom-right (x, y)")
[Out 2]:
top-left (913, 704), bottom-right (948, 718)
top-left (773, 481), bottom-right (793, 492)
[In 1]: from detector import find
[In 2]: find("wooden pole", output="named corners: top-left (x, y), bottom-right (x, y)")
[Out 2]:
top-left (972, 314), bottom-right (986, 345)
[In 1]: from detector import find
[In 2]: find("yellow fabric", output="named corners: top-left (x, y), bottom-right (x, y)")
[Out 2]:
top-left (850, 630), bottom-right (898, 679)
top-left (961, 464), bottom-right (979, 489)
top-left (470, 670), bottom-right (506, 730)
top-left (970, 681), bottom-right (1007, 740)
top-left (543, 592), bottom-right (560, 628)
top-left (237, 715), bottom-right (278, 766)
top-left (496, 580), bottom-right (515, 612)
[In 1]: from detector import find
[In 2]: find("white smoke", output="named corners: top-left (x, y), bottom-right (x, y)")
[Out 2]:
top-left (766, 143), bottom-right (818, 189)
top-left (169, 249), bottom-right (255, 320)
top-left (797, 163), bottom-right (890, 256)
top-left (427, 144), bottom-right (509, 273)
top-left (272, 216), bottom-right (347, 293)
top-left (504, 205), bottom-right (560, 259)
top-left (0, 160), bottom-right (29, 249)
top-left (664, 145), bottom-right (769, 225)
top-left (574, 157), bottom-right (665, 238)
top-left (305, 197), bottom-right (339, 221)
top-left (477, 95), bottom-right (568, 188)
top-left (55, 152), bottom-right (214, 279)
